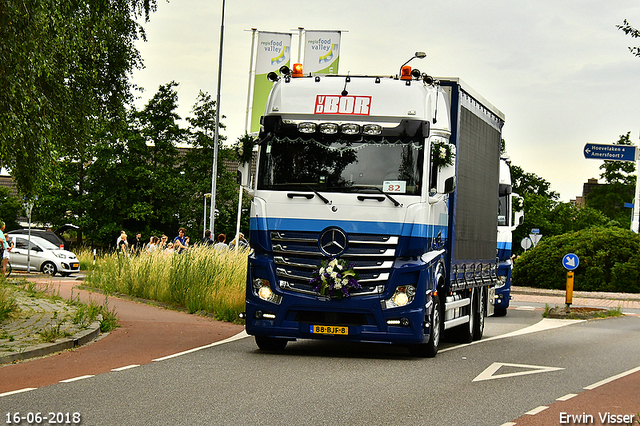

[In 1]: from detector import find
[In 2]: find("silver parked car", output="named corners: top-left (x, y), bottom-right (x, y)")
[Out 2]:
top-left (8, 234), bottom-right (80, 276)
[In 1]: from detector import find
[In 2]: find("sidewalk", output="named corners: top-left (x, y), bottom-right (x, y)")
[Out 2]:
top-left (511, 285), bottom-right (640, 311)
top-left (0, 275), bottom-right (101, 364)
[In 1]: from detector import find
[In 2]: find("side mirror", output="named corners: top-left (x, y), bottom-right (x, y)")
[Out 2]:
top-left (443, 176), bottom-right (456, 194)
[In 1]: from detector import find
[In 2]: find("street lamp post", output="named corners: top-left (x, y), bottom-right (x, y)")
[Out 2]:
top-left (210, 0), bottom-right (226, 234)
top-left (24, 200), bottom-right (34, 274)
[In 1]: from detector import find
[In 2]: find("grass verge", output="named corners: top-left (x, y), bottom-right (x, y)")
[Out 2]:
top-left (85, 246), bottom-right (248, 324)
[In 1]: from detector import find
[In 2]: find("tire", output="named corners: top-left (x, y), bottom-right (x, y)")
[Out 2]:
top-left (473, 287), bottom-right (485, 341)
top-left (408, 295), bottom-right (441, 357)
top-left (255, 335), bottom-right (288, 351)
top-left (453, 289), bottom-right (474, 344)
top-left (41, 261), bottom-right (57, 276)
top-left (493, 306), bottom-right (508, 317)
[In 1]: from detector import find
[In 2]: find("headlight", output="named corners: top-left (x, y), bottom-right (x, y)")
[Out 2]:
top-left (382, 285), bottom-right (416, 309)
top-left (252, 278), bottom-right (282, 305)
top-left (53, 252), bottom-right (67, 259)
top-left (496, 275), bottom-right (507, 288)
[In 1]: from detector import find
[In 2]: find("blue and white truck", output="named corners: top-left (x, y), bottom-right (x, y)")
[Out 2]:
top-left (241, 58), bottom-right (505, 356)
top-left (495, 155), bottom-right (523, 316)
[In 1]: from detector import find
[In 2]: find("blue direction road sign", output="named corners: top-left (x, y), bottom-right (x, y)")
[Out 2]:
top-left (562, 253), bottom-right (580, 271)
top-left (584, 143), bottom-right (637, 162)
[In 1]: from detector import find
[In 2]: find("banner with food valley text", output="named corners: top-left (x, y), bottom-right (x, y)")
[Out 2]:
top-left (250, 31), bottom-right (292, 134)
top-left (304, 30), bottom-right (340, 74)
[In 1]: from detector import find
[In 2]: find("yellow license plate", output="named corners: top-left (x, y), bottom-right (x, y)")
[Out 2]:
top-left (310, 325), bottom-right (348, 335)
top-left (72, 263), bottom-right (79, 268)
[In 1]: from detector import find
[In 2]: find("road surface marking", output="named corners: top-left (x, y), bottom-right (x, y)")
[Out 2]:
top-left (473, 362), bottom-right (564, 382)
top-left (0, 388), bottom-right (37, 397)
top-left (557, 393), bottom-right (578, 401)
top-left (584, 365), bottom-right (640, 390)
top-left (152, 330), bottom-right (249, 362)
top-left (60, 375), bottom-right (94, 383)
top-left (525, 406), bottom-right (549, 415)
top-left (112, 364), bottom-right (140, 372)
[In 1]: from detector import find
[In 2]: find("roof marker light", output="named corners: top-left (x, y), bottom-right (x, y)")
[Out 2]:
top-left (319, 123), bottom-right (339, 134)
top-left (292, 63), bottom-right (304, 78)
top-left (400, 66), bottom-right (413, 80)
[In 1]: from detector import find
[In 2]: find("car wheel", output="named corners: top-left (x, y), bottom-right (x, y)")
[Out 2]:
top-left (41, 261), bottom-right (57, 276)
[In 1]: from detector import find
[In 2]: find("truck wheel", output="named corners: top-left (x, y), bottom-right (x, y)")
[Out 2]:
top-left (408, 295), bottom-right (441, 357)
top-left (493, 306), bottom-right (507, 317)
top-left (453, 289), bottom-right (474, 343)
top-left (473, 288), bottom-right (485, 341)
top-left (255, 336), bottom-right (288, 351)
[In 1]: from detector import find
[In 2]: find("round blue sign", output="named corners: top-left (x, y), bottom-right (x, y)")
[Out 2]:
top-left (562, 253), bottom-right (580, 271)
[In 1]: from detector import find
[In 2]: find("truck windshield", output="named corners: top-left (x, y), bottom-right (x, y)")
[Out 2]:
top-left (257, 135), bottom-right (424, 195)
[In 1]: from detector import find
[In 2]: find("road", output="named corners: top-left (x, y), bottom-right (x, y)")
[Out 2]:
top-left (3, 303), bottom-right (639, 426)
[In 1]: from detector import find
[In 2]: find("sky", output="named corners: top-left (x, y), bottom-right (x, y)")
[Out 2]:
top-left (130, 0), bottom-right (640, 202)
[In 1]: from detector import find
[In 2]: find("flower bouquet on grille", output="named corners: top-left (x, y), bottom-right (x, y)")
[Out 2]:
top-left (311, 258), bottom-right (361, 299)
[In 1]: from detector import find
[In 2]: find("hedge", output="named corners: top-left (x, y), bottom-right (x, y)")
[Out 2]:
top-left (512, 227), bottom-right (640, 293)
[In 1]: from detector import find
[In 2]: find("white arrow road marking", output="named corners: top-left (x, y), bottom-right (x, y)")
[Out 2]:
top-left (473, 362), bottom-right (564, 382)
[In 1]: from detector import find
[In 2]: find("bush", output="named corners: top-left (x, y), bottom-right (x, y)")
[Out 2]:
top-left (512, 227), bottom-right (640, 293)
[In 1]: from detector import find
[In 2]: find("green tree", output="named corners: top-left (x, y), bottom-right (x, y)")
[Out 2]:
top-left (0, 188), bottom-right (22, 231)
top-left (184, 91), bottom-right (225, 239)
top-left (0, 0), bottom-right (157, 195)
top-left (617, 20), bottom-right (640, 57)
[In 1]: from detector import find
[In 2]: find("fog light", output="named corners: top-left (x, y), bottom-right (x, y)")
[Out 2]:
top-left (400, 317), bottom-right (410, 327)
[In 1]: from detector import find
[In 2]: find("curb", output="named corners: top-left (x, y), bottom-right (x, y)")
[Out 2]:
top-left (0, 320), bottom-right (101, 365)
top-left (511, 286), bottom-right (640, 302)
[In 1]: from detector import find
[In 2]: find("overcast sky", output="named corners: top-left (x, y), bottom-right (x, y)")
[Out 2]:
top-left (131, 0), bottom-right (640, 202)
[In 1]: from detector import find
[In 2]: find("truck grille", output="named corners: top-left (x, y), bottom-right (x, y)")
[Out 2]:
top-left (271, 230), bottom-right (396, 296)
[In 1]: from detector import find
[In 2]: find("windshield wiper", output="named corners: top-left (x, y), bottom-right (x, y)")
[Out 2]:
top-left (350, 186), bottom-right (402, 207)
top-left (307, 185), bottom-right (332, 205)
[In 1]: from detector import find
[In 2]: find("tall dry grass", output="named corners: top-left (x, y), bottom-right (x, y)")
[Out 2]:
top-left (85, 246), bottom-right (248, 322)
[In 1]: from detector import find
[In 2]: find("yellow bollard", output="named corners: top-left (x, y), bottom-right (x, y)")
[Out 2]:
top-left (566, 271), bottom-right (574, 308)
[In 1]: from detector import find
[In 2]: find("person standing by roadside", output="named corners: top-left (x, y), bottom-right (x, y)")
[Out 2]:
top-left (214, 233), bottom-right (228, 251)
top-left (1, 221), bottom-right (15, 276)
top-left (116, 230), bottom-right (125, 249)
top-left (130, 232), bottom-right (143, 255)
top-left (159, 235), bottom-right (169, 250)
top-left (118, 233), bottom-right (129, 257)
top-left (173, 228), bottom-right (188, 254)
top-left (229, 233), bottom-right (249, 250)
top-left (201, 229), bottom-right (214, 246)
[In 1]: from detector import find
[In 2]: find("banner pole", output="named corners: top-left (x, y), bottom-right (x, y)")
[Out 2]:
top-left (297, 27), bottom-right (304, 64)
top-left (244, 28), bottom-right (257, 135)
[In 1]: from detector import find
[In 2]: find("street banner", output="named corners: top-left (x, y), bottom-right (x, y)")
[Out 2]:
top-left (250, 31), bottom-right (292, 133)
top-left (303, 30), bottom-right (341, 74)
